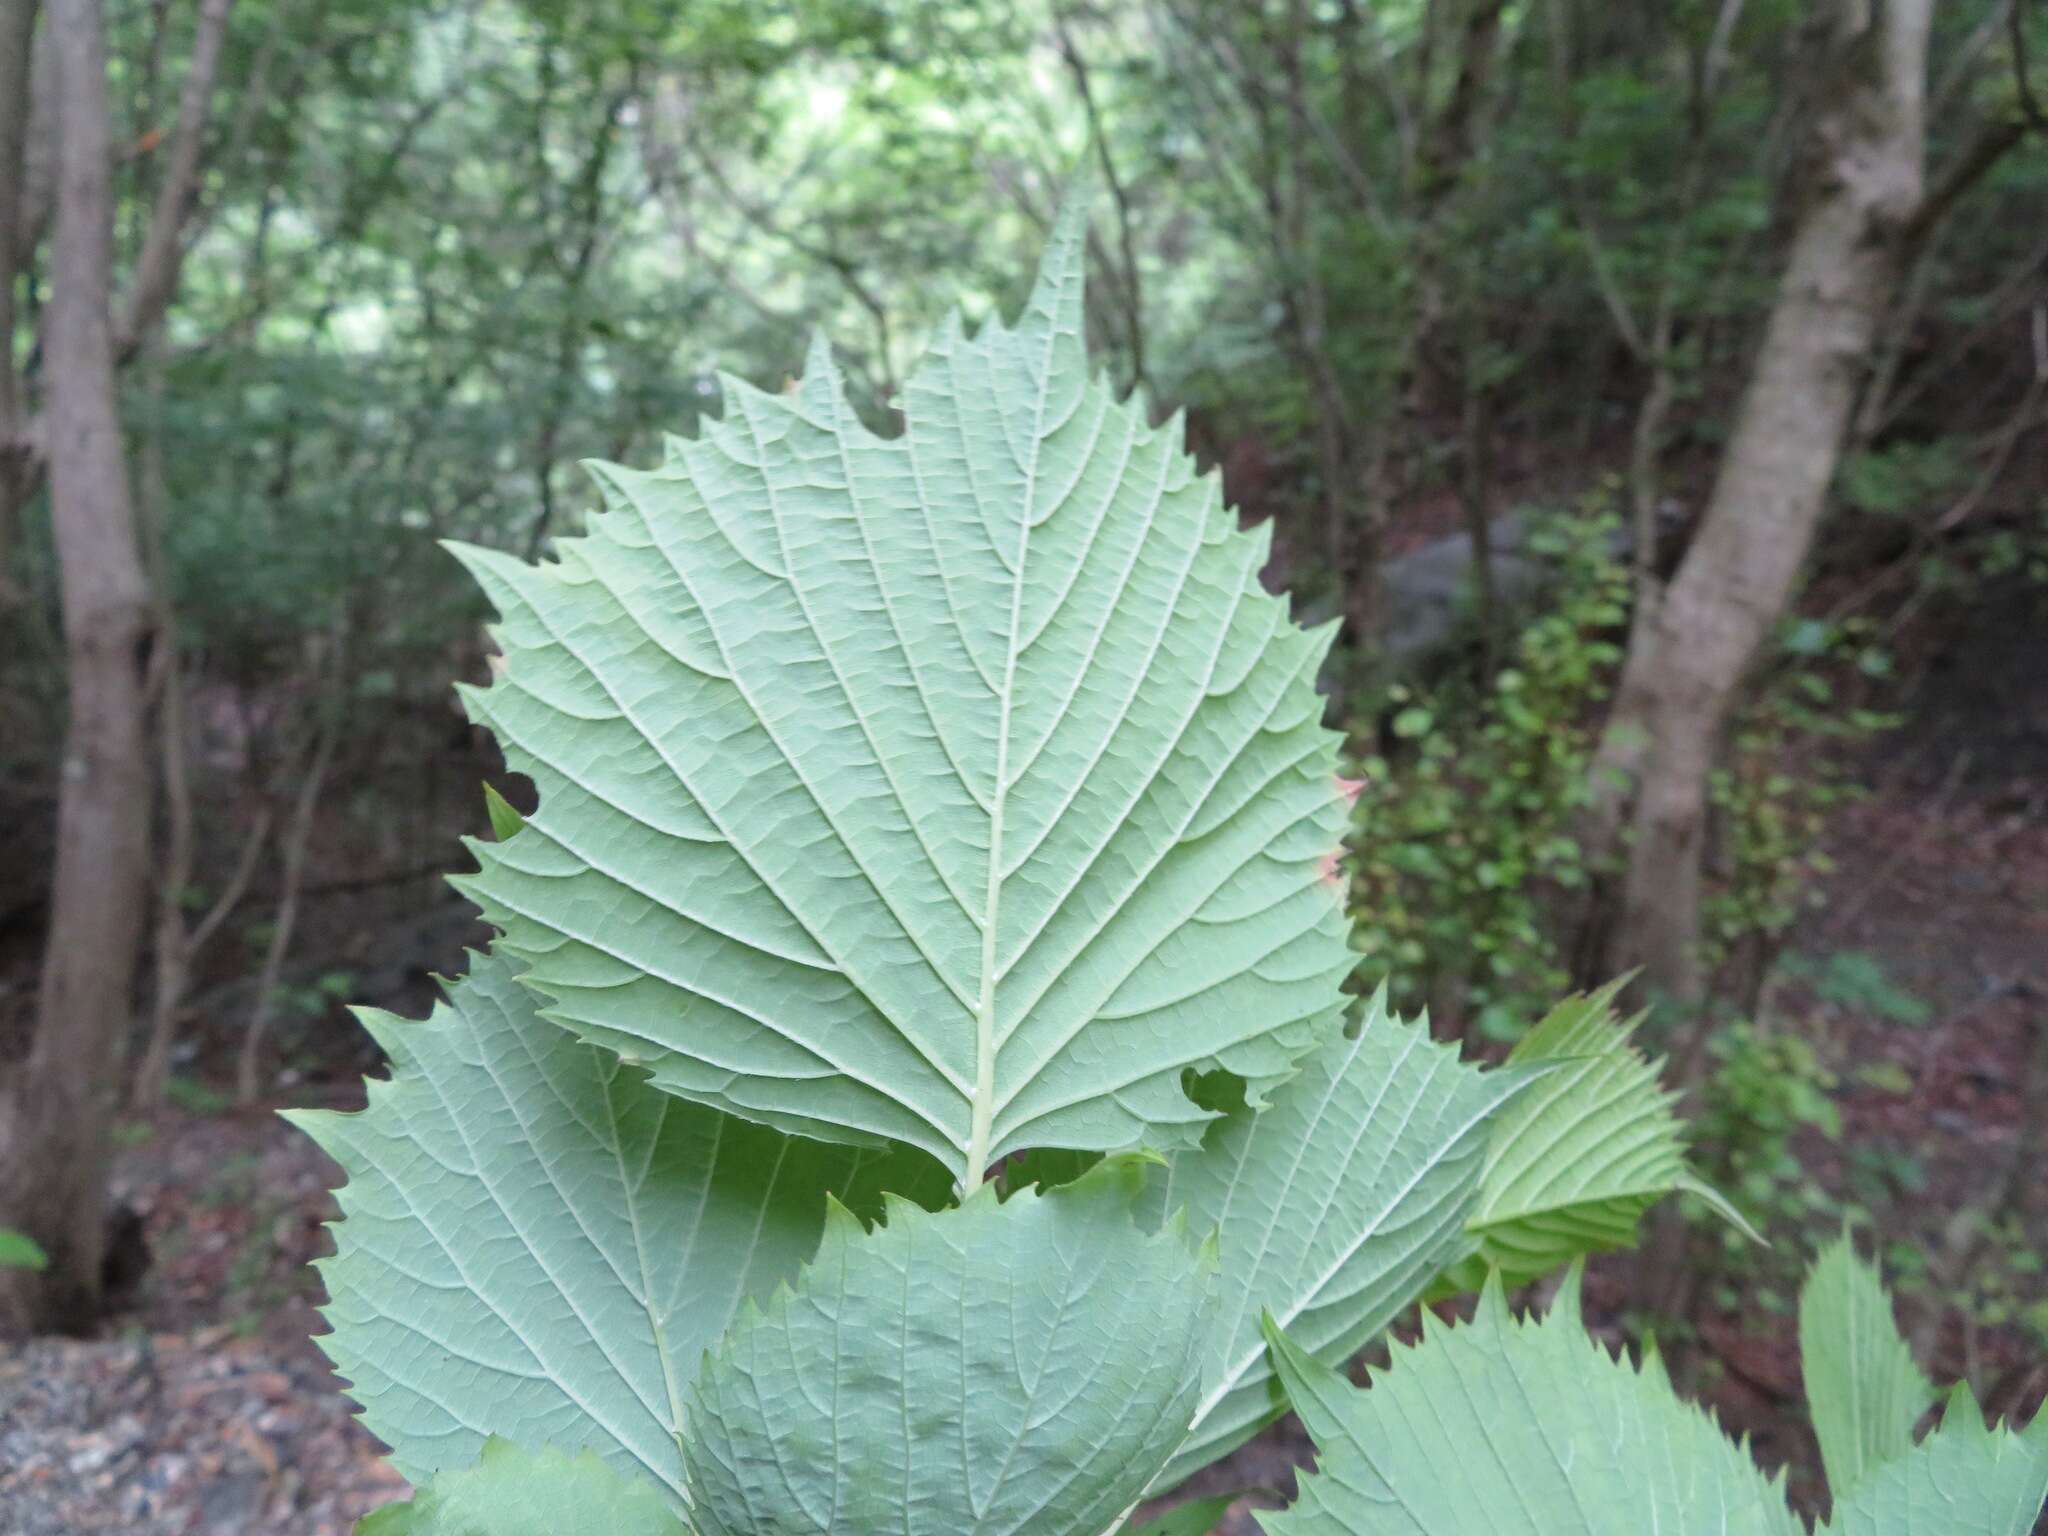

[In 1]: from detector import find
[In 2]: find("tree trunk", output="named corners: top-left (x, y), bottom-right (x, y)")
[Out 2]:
top-left (237, 698), bottom-right (339, 1104)
top-left (0, 0), bottom-right (157, 1336)
top-left (0, 0), bottom-right (39, 607)
top-left (1589, 0), bottom-right (1934, 1006)
top-left (131, 360), bottom-right (272, 1107)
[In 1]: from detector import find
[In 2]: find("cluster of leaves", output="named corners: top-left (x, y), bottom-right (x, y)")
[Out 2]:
top-left (1271, 1237), bottom-right (2048, 1534)
top-left (1347, 508), bottom-right (1628, 1038)
top-left (1345, 513), bottom-right (1896, 1048)
top-left (295, 221), bottom-right (2046, 1534)
top-left (1703, 621), bottom-right (1898, 977)
top-left (1691, 1016), bottom-right (1844, 1311)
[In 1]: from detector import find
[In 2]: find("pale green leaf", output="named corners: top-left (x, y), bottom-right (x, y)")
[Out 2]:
top-left (355, 1438), bottom-right (688, 1536)
top-left (683, 1157), bottom-right (1215, 1536)
top-left (1259, 1270), bottom-right (1803, 1536)
top-left (1800, 1235), bottom-right (1933, 1503)
top-left (1824, 1386), bottom-right (2048, 1536)
top-left (449, 195), bottom-right (1353, 1185)
top-left (1137, 989), bottom-right (1535, 1494)
top-left (290, 948), bottom-right (945, 1498)
top-left (1436, 981), bottom-right (1755, 1292)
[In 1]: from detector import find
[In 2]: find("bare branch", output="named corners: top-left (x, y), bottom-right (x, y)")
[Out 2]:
top-left (1932, 0), bottom-right (2012, 122)
top-left (1055, 12), bottom-right (1150, 392)
top-left (1934, 303), bottom-right (2048, 533)
top-left (14, 17), bottom-right (56, 268)
top-left (115, 0), bottom-right (235, 361)
top-left (1, 0), bottom-right (39, 441)
top-left (2011, 0), bottom-right (2047, 129)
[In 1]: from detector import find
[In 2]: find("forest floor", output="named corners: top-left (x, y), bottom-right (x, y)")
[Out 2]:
top-left (1, 601), bottom-right (2042, 1534)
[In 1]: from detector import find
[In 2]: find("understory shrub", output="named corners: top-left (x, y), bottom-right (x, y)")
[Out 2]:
top-left (296, 204), bottom-right (2048, 1534)
top-left (1347, 506), bottom-right (1626, 1037)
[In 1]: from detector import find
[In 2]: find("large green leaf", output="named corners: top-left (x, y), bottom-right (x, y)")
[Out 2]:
top-left (1136, 990), bottom-right (1535, 1494)
top-left (1259, 1270), bottom-right (1803, 1536)
top-left (1826, 1386), bottom-right (2048, 1536)
top-left (1800, 1236), bottom-right (1933, 1504)
top-left (355, 1439), bottom-right (687, 1536)
top-left (1436, 981), bottom-right (1754, 1293)
top-left (289, 948), bottom-right (945, 1498)
top-left (683, 1158), bottom-right (1215, 1536)
top-left (449, 195), bottom-right (1353, 1186)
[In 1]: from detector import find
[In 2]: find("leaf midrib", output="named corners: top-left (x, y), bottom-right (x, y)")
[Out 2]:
top-left (965, 282), bottom-right (1066, 1191)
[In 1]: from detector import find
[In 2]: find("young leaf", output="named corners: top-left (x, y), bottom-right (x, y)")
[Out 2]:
top-left (355, 1439), bottom-right (686, 1536)
top-left (1137, 989), bottom-right (1536, 1494)
top-left (1127, 1494), bottom-right (1238, 1536)
top-left (1434, 981), bottom-right (1755, 1293)
top-left (1800, 1235), bottom-right (1933, 1503)
top-left (0, 1225), bottom-right (49, 1271)
top-left (1260, 1270), bottom-right (1803, 1535)
top-left (482, 782), bottom-right (526, 841)
top-left (289, 948), bottom-right (947, 1497)
top-left (449, 194), bottom-right (1353, 1187)
top-left (683, 1158), bottom-right (1216, 1536)
top-left (1824, 1385), bottom-right (2048, 1536)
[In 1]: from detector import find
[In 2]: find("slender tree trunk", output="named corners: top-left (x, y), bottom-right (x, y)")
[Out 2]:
top-left (1594, 0), bottom-right (1935, 1003)
top-left (136, 400), bottom-right (271, 1107)
top-left (0, 0), bottom-right (39, 607)
top-left (1458, 378), bottom-right (1498, 675)
top-left (237, 700), bottom-right (338, 1104)
top-left (0, 0), bottom-right (156, 1335)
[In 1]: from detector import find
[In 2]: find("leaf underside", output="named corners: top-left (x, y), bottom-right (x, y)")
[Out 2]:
top-left (683, 1159), bottom-right (1215, 1536)
top-left (1137, 990), bottom-right (1534, 1495)
top-left (291, 948), bottom-right (946, 1497)
top-left (450, 194), bottom-right (1353, 1185)
top-left (354, 1438), bottom-right (687, 1536)
top-left (1264, 1270), bottom-right (2048, 1536)
top-left (1260, 1271), bottom-right (1803, 1536)
top-left (1800, 1236), bottom-right (1934, 1505)
top-left (1826, 1387), bottom-right (2048, 1536)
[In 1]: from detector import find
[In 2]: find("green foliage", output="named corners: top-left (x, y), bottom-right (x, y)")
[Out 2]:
top-left (1437, 982), bottom-right (1755, 1295)
top-left (1705, 625), bottom-right (1896, 971)
top-left (1782, 949), bottom-right (1933, 1028)
top-left (481, 783), bottom-right (526, 841)
top-left (1827, 1386), bottom-right (2048, 1536)
top-left (1127, 1495), bottom-right (1236, 1536)
top-left (1693, 1019), bottom-right (1843, 1305)
top-left (300, 220), bottom-right (2010, 1536)
top-left (291, 946), bottom-right (946, 1494)
top-left (1800, 1238), bottom-right (1934, 1504)
top-left (449, 199), bottom-right (1352, 1184)
top-left (1131, 988), bottom-right (1533, 1494)
top-left (684, 1161), bottom-right (1214, 1536)
top-left (1264, 1256), bottom-right (2048, 1535)
top-left (356, 1440), bottom-right (689, 1536)
top-left (1348, 509), bottom-right (1627, 1037)
top-left (1840, 442), bottom-right (1970, 520)
top-left (0, 1226), bottom-right (49, 1271)
top-left (1261, 1269), bottom-right (1804, 1536)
